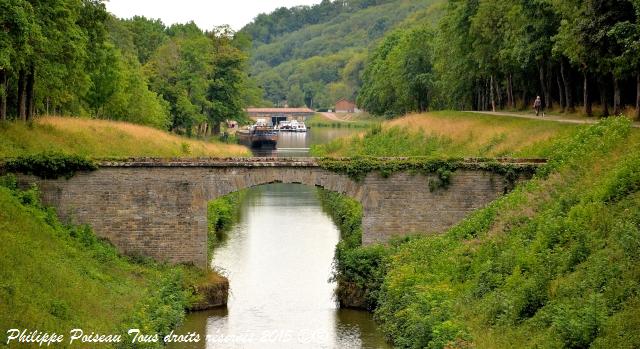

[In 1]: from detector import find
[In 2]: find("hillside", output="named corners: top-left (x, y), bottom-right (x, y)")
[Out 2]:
top-left (311, 111), bottom-right (580, 158)
top-left (320, 117), bottom-right (640, 348)
top-left (0, 176), bottom-right (197, 346)
top-left (0, 117), bottom-right (250, 158)
top-left (242, 0), bottom-right (444, 108)
top-left (377, 118), bottom-right (640, 348)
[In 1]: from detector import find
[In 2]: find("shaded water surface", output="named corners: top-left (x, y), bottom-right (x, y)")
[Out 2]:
top-left (169, 184), bottom-right (391, 349)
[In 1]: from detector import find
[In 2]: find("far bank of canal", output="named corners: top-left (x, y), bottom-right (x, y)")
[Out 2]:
top-left (168, 184), bottom-right (390, 349)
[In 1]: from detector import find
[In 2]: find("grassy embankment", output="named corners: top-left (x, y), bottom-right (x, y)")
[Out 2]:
top-left (0, 117), bottom-right (249, 346)
top-left (0, 175), bottom-right (205, 348)
top-left (312, 110), bottom-right (581, 158)
top-left (306, 113), bottom-right (381, 129)
top-left (0, 116), bottom-right (250, 158)
top-left (319, 114), bottom-right (640, 348)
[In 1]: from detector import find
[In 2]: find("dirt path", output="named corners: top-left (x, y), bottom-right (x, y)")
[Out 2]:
top-left (465, 111), bottom-right (640, 128)
top-left (319, 112), bottom-right (354, 122)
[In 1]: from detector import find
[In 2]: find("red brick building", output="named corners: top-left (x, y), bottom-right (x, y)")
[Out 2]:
top-left (335, 99), bottom-right (356, 113)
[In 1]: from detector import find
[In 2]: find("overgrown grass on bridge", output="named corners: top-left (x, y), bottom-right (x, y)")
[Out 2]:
top-left (311, 111), bottom-right (581, 158)
top-left (0, 116), bottom-right (250, 158)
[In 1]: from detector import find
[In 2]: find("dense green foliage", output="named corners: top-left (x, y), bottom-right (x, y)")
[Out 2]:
top-left (317, 188), bottom-right (391, 311)
top-left (242, 0), bottom-right (442, 108)
top-left (1, 2), bottom-right (259, 135)
top-left (371, 118), bottom-right (640, 348)
top-left (0, 174), bottom-right (201, 348)
top-left (359, 0), bottom-right (640, 117)
top-left (2, 152), bottom-right (97, 179)
top-left (207, 190), bottom-right (245, 258)
top-left (357, 23), bottom-right (434, 116)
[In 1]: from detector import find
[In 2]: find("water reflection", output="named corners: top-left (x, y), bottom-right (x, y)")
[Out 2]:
top-left (169, 184), bottom-right (390, 349)
top-left (251, 128), bottom-right (361, 157)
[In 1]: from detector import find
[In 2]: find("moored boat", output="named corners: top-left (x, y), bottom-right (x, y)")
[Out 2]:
top-left (237, 119), bottom-right (278, 148)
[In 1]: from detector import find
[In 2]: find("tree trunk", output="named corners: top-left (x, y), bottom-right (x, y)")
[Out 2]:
top-left (0, 69), bottom-right (6, 121)
top-left (490, 75), bottom-right (496, 112)
top-left (26, 65), bottom-right (35, 121)
top-left (538, 63), bottom-right (549, 110)
top-left (18, 69), bottom-right (27, 121)
top-left (613, 76), bottom-right (621, 115)
top-left (561, 59), bottom-right (575, 113)
top-left (508, 74), bottom-right (515, 109)
top-left (556, 71), bottom-right (565, 112)
top-left (478, 81), bottom-right (484, 110)
top-left (636, 73), bottom-right (640, 120)
top-left (583, 72), bottom-right (592, 116)
top-left (600, 78), bottom-right (609, 117)
top-left (546, 63), bottom-right (553, 110)
top-left (494, 77), bottom-right (502, 109)
top-left (212, 121), bottom-right (221, 135)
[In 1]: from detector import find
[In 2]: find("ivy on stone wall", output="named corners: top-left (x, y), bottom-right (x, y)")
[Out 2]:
top-left (1, 153), bottom-right (97, 179)
top-left (317, 157), bottom-right (540, 190)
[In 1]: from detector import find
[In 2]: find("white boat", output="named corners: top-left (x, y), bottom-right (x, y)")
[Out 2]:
top-left (290, 120), bottom-right (307, 132)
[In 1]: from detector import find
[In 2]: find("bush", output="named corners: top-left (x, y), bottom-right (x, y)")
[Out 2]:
top-left (2, 152), bottom-right (97, 179)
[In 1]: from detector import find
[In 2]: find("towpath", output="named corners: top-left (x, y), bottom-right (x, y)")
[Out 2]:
top-left (465, 111), bottom-right (640, 128)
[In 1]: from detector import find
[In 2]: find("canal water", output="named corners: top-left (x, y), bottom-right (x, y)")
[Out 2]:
top-left (169, 184), bottom-right (391, 349)
top-left (250, 128), bottom-right (360, 157)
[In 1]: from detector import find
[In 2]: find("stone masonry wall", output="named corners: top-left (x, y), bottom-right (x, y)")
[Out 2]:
top-left (17, 159), bottom-right (523, 268)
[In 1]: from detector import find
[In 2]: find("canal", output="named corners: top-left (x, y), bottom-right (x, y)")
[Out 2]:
top-left (169, 183), bottom-right (390, 348)
top-left (250, 128), bottom-right (361, 157)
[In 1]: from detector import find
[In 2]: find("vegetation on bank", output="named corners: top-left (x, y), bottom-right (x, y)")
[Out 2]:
top-left (306, 113), bottom-right (380, 129)
top-left (312, 111), bottom-right (579, 158)
top-left (318, 117), bottom-right (640, 348)
top-left (317, 189), bottom-right (392, 311)
top-left (0, 117), bottom-right (250, 158)
top-left (0, 174), bottom-right (206, 348)
top-left (323, 117), bottom-right (637, 348)
top-left (207, 190), bottom-right (246, 260)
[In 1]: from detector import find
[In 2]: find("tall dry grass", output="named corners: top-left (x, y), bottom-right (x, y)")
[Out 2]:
top-left (0, 116), bottom-right (250, 158)
top-left (386, 112), bottom-right (575, 156)
top-left (312, 111), bottom-right (582, 158)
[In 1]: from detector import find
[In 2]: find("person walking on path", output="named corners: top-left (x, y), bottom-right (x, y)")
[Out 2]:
top-left (533, 96), bottom-right (544, 116)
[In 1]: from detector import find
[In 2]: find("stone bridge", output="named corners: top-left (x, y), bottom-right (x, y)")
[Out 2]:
top-left (16, 157), bottom-right (543, 268)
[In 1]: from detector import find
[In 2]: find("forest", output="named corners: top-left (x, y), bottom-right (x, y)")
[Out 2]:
top-left (3, 0), bottom-right (639, 135)
top-left (246, 0), bottom-right (640, 119)
top-left (241, 0), bottom-right (441, 109)
top-left (358, 0), bottom-right (640, 118)
top-left (0, 0), bottom-right (261, 135)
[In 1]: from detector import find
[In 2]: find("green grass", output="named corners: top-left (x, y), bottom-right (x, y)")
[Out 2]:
top-left (370, 117), bottom-right (640, 348)
top-left (0, 175), bottom-right (207, 348)
top-left (306, 113), bottom-right (381, 129)
top-left (311, 111), bottom-right (581, 158)
top-left (0, 116), bottom-right (250, 158)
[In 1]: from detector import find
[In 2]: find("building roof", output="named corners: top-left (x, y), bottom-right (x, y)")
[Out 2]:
top-left (335, 98), bottom-right (355, 105)
top-left (246, 107), bottom-right (315, 113)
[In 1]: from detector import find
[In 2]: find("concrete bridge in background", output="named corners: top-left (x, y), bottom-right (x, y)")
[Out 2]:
top-left (17, 158), bottom-right (544, 268)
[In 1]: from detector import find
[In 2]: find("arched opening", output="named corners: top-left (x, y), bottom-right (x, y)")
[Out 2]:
top-left (171, 182), bottom-right (390, 349)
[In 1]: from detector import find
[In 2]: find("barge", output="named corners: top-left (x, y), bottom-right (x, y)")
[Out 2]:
top-left (237, 119), bottom-right (278, 148)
